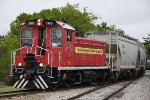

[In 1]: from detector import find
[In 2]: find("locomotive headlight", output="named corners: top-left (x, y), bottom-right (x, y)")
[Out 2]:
top-left (38, 22), bottom-right (41, 26)
top-left (37, 19), bottom-right (41, 26)
top-left (38, 19), bottom-right (41, 22)
top-left (18, 63), bottom-right (22, 66)
top-left (39, 63), bottom-right (43, 67)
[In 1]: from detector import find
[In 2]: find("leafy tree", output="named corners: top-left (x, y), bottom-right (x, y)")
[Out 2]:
top-left (143, 34), bottom-right (150, 59)
top-left (9, 3), bottom-right (98, 36)
top-left (0, 34), bottom-right (19, 81)
top-left (143, 34), bottom-right (150, 45)
top-left (97, 21), bottom-right (125, 35)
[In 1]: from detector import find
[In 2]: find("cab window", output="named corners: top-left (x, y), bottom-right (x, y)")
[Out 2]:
top-left (51, 27), bottom-right (63, 47)
top-left (67, 30), bottom-right (72, 41)
top-left (21, 27), bottom-right (32, 47)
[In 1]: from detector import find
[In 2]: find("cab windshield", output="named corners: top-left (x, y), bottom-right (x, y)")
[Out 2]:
top-left (21, 27), bottom-right (32, 47)
top-left (51, 27), bottom-right (63, 47)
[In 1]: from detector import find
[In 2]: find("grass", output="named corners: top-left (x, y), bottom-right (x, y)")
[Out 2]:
top-left (0, 86), bottom-right (26, 93)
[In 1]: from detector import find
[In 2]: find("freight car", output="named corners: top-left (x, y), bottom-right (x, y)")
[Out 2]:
top-left (86, 31), bottom-right (146, 79)
top-left (10, 19), bottom-right (146, 89)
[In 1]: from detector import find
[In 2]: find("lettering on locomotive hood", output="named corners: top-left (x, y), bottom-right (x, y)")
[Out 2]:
top-left (75, 47), bottom-right (103, 55)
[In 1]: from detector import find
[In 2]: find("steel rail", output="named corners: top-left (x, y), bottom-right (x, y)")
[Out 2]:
top-left (67, 83), bottom-right (110, 100)
top-left (67, 80), bottom-right (135, 100)
top-left (103, 80), bottom-right (134, 100)
top-left (0, 89), bottom-right (41, 99)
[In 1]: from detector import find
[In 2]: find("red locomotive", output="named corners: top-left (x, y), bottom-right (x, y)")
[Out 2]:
top-left (11, 19), bottom-right (107, 89)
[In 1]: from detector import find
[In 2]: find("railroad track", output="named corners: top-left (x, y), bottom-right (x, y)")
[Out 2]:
top-left (103, 80), bottom-right (134, 100)
top-left (0, 79), bottom-right (136, 99)
top-left (67, 80), bottom-right (134, 100)
top-left (0, 83), bottom-right (98, 99)
top-left (0, 89), bottom-right (42, 99)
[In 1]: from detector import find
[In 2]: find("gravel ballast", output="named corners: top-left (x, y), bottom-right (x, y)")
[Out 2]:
top-left (110, 70), bottom-right (150, 100)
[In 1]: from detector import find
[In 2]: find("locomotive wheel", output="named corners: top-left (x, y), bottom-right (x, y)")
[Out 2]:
top-left (96, 78), bottom-right (103, 85)
top-left (64, 80), bottom-right (71, 88)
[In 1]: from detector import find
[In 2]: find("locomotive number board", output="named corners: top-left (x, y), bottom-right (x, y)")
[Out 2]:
top-left (26, 20), bottom-right (36, 26)
top-left (43, 20), bottom-right (56, 26)
top-left (75, 47), bottom-right (103, 55)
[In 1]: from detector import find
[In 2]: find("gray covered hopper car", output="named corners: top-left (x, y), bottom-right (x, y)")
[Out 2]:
top-left (86, 31), bottom-right (146, 78)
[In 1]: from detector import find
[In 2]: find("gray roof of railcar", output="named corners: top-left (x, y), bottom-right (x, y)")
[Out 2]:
top-left (93, 30), bottom-right (140, 43)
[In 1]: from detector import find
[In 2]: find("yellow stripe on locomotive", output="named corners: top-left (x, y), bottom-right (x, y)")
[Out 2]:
top-left (75, 47), bottom-right (103, 55)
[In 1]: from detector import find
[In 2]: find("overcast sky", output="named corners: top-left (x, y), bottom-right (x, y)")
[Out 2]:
top-left (0, 0), bottom-right (150, 42)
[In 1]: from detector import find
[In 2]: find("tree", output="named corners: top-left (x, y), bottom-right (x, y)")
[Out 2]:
top-left (96, 22), bottom-right (125, 35)
top-left (143, 34), bottom-right (150, 45)
top-left (0, 34), bottom-right (19, 81)
top-left (143, 34), bottom-right (150, 59)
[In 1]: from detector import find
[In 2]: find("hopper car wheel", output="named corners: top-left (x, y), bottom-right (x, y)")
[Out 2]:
top-left (126, 71), bottom-right (131, 80)
top-left (127, 71), bottom-right (134, 80)
top-left (111, 72), bottom-right (119, 83)
top-left (130, 70), bottom-right (137, 79)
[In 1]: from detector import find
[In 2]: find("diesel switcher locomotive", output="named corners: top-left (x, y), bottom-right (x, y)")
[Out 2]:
top-left (10, 19), bottom-right (146, 89)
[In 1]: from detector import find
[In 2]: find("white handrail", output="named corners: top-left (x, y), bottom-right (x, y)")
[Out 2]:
top-left (12, 46), bottom-right (28, 65)
top-left (40, 39), bottom-right (45, 55)
top-left (50, 51), bottom-right (53, 77)
top-left (11, 46), bottom-right (53, 77)
top-left (35, 46), bottom-right (53, 77)
top-left (59, 51), bottom-right (61, 67)
top-left (10, 46), bottom-right (28, 76)
top-left (35, 46), bottom-right (49, 52)
top-left (10, 51), bottom-right (13, 76)
top-left (14, 46), bottom-right (28, 52)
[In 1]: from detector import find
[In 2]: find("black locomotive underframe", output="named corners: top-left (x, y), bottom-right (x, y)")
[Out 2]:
top-left (11, 66), bottom-right (112, 89)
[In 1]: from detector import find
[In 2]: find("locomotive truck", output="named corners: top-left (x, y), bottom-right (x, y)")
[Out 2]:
top-left (10, 19), bottom-right (146, 89)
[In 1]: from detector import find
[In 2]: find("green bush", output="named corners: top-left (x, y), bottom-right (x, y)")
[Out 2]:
top-left (0, 35), bottom-right (19, 82)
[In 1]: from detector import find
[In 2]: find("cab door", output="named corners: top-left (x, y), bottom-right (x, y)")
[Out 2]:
top-left (38, 28), bottom-right (46, 55)
top-left (50, 27), bottom-right (63, 67)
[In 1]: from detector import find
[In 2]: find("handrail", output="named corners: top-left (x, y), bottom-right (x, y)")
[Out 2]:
top-left (35, 46), bottom-right (53, 77)
top-left (14, 46), bottom-right (28, 52)
top-left (35, 46), bottom-right (49, 52)
top-left (11, 46), bottom-right (53, 77)
top-left (40, 39), bottom-right (45, 55)
top-left (58, 51), bottom-right (61, 77)
top-left (59, 51), bottom-right (61, 68)
top-left (10, 46), bottom-right (28, 76)
top-left (30, 38), bottom-right (35, 53)
top-left (35, 46), bottom-right (50, 65)
top-left (35, 46), bottom-right (50, 66)
top-left (11, 46), bottom-right (28, 65)
top-left (50, 51), bottom-right (53, 77)
top-left (10, 51), bottom-right (13, 76)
